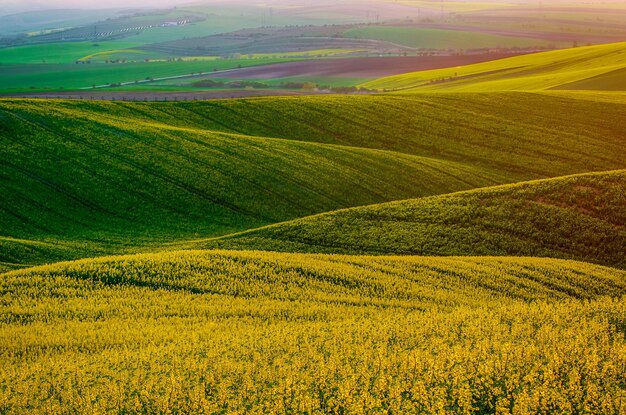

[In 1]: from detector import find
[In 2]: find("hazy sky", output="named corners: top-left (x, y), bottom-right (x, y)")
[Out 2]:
top-left (0, 0), bottom-right (196, 15)
top-left (1, 0), bottom-right (621, 16)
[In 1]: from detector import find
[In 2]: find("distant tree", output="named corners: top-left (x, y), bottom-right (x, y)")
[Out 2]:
top-left (302, 82), bottom-right (317, 92)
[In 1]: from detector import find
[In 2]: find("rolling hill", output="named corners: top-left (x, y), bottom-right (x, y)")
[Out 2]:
top-left (0, 101), bottom-right (500, 271)
top-left (2, 250), bottom-right (626, 413)
top-left (361, 41), bottom-right (626, 91)
top-left (200, 170), bottom-right (626, 269)
top-left (2, 93), bottom-right (626, 270)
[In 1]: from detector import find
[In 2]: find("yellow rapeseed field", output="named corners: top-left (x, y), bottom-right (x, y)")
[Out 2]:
top-left (1, 250), bottom-right (625, 414)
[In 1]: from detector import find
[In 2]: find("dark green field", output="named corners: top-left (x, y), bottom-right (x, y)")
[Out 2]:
top-left (554, 67), bottom-right (626, 91)
top-left (202, 170), bottom-right (626, 268)
top-left (2, 92), bottom-right (626, 271)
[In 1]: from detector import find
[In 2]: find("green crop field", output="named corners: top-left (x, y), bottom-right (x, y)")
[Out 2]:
top-left (0, 97), bottom-right (504, 270)
top-left (0, 57), bottom-right (298, 92)
top-left (362, 41), bottom-right (626, 91)
top-left (0, 9), bottom-right (122, 37)
top-left (113, 5), bottom-right (360, 45)
top-left (552, 67), bottom-right (626, 91)
top-left (2, 92), bottom-right (626, 270)
top-left (0, 41), bottom-right (144, 64)
top-left (202, 170), bottom-right (626, 268)
top-left (343, 26), bottom-right (564, 50)
top-left (2, 6), bottom-right (626, 412)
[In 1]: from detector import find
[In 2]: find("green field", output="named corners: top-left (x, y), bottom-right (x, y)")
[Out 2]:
top-left (0, 41), bottom-right (144, 64)
top-left (115, 14), bottom-right (266, 45)
top-left (362, 41), bottom-right (626, 91)
top-left (4, 7), bottom-right (621, 95)
top-left (116, 6), bottom-right (359, 45)
top-left (2, 91), bottom-right (626, 270)
top-left (0, 97), bottom-right (505, 270)
top-left (0, 58), bottom-right (298, 92)
top-left (202, 170), bottom-right (626, 268)
top-left (553, 67), bottom-right (626, 91)
top-left (343, 26), bottom-right (564, 50)
top-left (0, 9), bottom-right (122, 36)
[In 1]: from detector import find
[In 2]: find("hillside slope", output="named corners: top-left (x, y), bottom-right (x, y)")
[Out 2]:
top-left (361, 42), bottom-right (626, 91)
top-left (2, 93), bottom-right (625, 270)
top-left (202, 170), bottom-right (626, 268)
top-left (5, 93), bottom-right (626, 176)
top-left (2, 250), bottom-right (626, 413)
top-left (0, 101), bottom-right (503, 271)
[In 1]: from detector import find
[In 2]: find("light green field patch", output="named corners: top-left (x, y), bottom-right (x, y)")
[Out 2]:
top-left (78, 48), bottom-right (160, 62)
top-left (0, 58), bottom-right (298, 92)
top-left (264, 76), bottom-right (369, 87)
top-left (0, 41), bottom-right (143, 64)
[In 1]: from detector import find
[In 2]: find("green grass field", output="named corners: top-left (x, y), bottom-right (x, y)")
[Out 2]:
top-left (0, 97), bottom-right (506, 270)
top-left (116, 6), bottom-right (357, 45)
top-left (0, 9), bottom-right (123, 36)
top-left (0, 41), bottom-right (144, 64)
top-left (362, 41), bottom-right (626, 91)
top-left (3, 92), bottom-right (626, 270)
top-left (202, 170), bottom-right (626, 268)
top-left (343, 26), bottom-right (564, 50)
top-left (0, 58), bottom-right (298, 92)
top-left (553, 67), bottom-right (626, 91)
